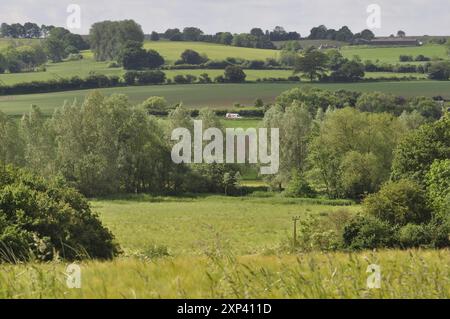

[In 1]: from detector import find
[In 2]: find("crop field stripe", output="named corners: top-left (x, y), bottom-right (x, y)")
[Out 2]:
top-left (2, 81), bottom-right (450, 116)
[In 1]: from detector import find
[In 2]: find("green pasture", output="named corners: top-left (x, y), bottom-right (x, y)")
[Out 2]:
top-left (93, 195), bottom-right (357, 255)
top-left (341, 44), bottom-right (448, 64)
top-left (2, 81), bottom-right (450, 117)
top-left (144, 40), bottom-right (280, 63)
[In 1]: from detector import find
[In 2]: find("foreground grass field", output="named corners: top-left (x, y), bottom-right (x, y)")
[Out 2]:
top-left (2, 81), bottom-right (450, 116)
top-left (0, 196), bottom-right (449, 299)
top-left (1, 251), bottom-right (449, 298)
top-left (93, 195), bottom-right (356, 255)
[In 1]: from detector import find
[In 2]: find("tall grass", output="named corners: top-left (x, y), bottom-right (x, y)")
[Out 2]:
top-left (0, 250), bottom-right (449, 298)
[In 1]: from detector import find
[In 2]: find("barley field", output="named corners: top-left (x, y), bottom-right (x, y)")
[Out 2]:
top-left (0, 196), bottom-right (448, 299)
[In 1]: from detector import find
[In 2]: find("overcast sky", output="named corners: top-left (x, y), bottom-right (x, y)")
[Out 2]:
top-left (1, 0), bottom-right (449, 36)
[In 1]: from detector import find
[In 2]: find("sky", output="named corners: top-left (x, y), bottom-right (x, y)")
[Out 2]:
top-left (0, 0), bottom-right (449, 36)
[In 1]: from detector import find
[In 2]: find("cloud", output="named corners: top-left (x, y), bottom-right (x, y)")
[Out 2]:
top-left (0, 0), bottom-right (448, 36)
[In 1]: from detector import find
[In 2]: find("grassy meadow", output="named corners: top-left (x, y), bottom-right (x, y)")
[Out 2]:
top-left (144, 40), bottom-right (280, 63)
top-left (1, 251), bottom-right (449, 299)
top-left (2, 81), bottom-right (450, 117)
top-left (341, 44), bottom-right (448, 64)
top-left (1, 195), bottom-right (449, 299)
top-left (1, 40), bottom-right (447, 86)
top-left (92, 195), bottom-right (356, 256)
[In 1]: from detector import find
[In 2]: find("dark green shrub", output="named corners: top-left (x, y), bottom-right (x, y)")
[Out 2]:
top-left (427, 217), bottom-right (450, 248)
top-left (284, 171), bottom-right (316, 198)
top-left (399, 55), bottom-right (413, 62)
top-left (224, 65), bottom-right (246, 83)
top-left (204, 60), bottom-right (230, 69)
top-left (398, 224), bottom-right (431, 248)
top-left (214, 75), bottom-right (225, 83)
top-left (0, 166), bottom-right (120, 262)
top-left (173, 74), bottom-right (190, 84)
top-left (363, 179), bottom-right (431, 226)
top-left (123, 71), bottom-right (138, 85)
top-left (135, 70), bottom-right (166, 85)
top-left (343, 215), bottom-right (396, 250)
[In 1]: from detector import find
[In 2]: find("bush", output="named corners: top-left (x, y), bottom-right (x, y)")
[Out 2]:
top-left (67, 53), bottom-right (83, 61)
top-left (178, 49), bottom-right (207, 65)
top-left (398, 224), bottom-right (431, 248)
top-left (204, 60), bottom-right (231, 69)
top-left (415, 54), bottom-right (431, 62)
top-left (246, 60), bottom-right (265, 69)
top-left (284, 171), bottom-right (316, 198)
top-left (135, 70), bottom-right (166, 85)
top-left (224, 65), bottom-right (246, 83)
top-left (428, 62), bottom-right (450, 80)
top-left (363, 179), bottom-right (431, 226)
top-left (198, 73), bottom-right (212, 83)
top-left (427, 217), bottom-right (450, 248)
top-left (343, 215), bottom-right (396, 250)
top-left (293, 210), bottom-right (353, 251)
top-left (141, 96), bottom-right (168, 112)
top-left (399, 55), bottom-right (413, 62)
top-left (123, 71), bottom-right (138, 85)
top-left (173, 74), bottom-right (194, 84)
top-left (0, 166), bottom-right (120, 262)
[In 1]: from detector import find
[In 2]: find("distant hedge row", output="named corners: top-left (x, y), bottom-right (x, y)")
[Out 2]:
top-left (0, 71), bottom-right (167, 95)
top-left (0, 69), bottom-right (426, 96)
top-left (364, 62), bottom-right (433, 74)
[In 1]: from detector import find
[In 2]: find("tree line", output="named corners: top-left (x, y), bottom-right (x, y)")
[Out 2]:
top-left (151, 26), bottom-right (301, 49)
top-left (0, 26), bottom-right (89, 74)
top-left (261, 87), bottom-right (449, 251)
top-left (0, 91), bottom-right (242, 197)
top-left (149, 25), bottom-right (377, 46)
top-left (0, 22), bottom-right (54, 38)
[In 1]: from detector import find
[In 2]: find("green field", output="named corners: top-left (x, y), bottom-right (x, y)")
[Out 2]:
top-left (341, 44), bottom-right (448, 64)
top-left (94, 195), bottom-right (356, 255)
top-left (1, 195), bottom-right (449, 299)
top-left (144, 40), bottom-right (280, 63)
top-left (0, 51), bottom-right (122, 86)
top-left (219, 118), bottom-right (261, 129)
top-left (2, 81), bottom-right (450, 117)
top-left (2, 251), bottom-right (449, 298)
top-left (2, 40), bottom-right (445, 86)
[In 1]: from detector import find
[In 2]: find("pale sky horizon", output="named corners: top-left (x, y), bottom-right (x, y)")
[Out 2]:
top-left (0, 0), bottom-right (449, 36)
